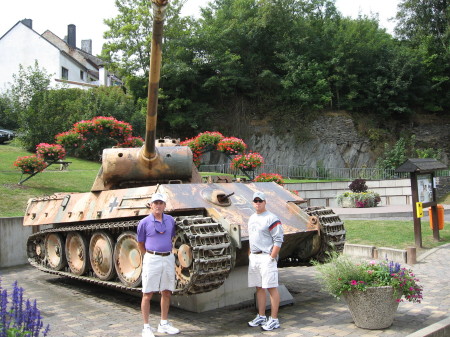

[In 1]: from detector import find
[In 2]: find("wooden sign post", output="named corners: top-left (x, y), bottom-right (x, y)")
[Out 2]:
top-left (395, 159), bottom-right (447, 248)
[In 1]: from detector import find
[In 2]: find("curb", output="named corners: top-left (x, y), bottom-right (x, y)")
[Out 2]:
top-left (406, 316), bottom-right (450, 337)
top-left (417, 242), bottom-right (450, 262)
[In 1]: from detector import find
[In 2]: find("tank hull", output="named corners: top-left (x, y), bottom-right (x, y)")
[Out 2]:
top-left (24, 181), bottom-right (345, 294)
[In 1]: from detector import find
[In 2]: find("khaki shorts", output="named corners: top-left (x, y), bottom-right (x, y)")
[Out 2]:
top-left (141, 253), bottom-right (175, 293)
top-left (248, 253), bottom-right (278, 289)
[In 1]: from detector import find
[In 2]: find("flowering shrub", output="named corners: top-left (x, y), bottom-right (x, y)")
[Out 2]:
top-left (216, 137), bottom-right (246, 155)
top-left (55, 116), bottom-right (139, 161)
top-left (336, 191), bottom-right (381, 208)
top-left (254, 173), bottom-right (284, 185)
top-left (180, 137), bottom-right (204, 166)
top-left (36, 143), bottom-right (66, 161)
top-left (13, 156), bottom-right (47, 174)
top-left (313, 253), bottom-right (423, 303)
top-left (55, 130), bottom-right (84, 149)
top-left (118, 136), bottom-right (144, 148)
top-left (231, 152), bottom-right (264, 170)
top-left (195, 131), bottom-right (224, 148)
top-left (0, 278), bottom-right (50, 336)
top-left (180, 131), bottom-right (226, 167)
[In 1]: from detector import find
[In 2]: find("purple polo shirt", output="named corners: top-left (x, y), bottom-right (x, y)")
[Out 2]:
top-left (137, 213), bottom-right (176, 252)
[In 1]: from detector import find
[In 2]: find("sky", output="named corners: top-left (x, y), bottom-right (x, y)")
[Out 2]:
top-left (0, 0), bottom-right (400, 56)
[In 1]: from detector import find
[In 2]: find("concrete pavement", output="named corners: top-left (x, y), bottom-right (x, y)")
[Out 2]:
top-left (0, 205), bottom-right (449, 336)
top-left (1, 243), bottom-right (449, 336)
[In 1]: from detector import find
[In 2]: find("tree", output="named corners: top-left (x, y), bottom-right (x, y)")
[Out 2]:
top-left (395, 0), bottom-right (450, 112)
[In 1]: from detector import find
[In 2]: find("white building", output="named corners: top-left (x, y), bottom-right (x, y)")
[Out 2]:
top-left (0, 19), bottom-right (121, 93)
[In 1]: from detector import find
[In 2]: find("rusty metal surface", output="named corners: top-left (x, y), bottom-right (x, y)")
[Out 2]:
top-left (24, 182), bottom-right (317, 240)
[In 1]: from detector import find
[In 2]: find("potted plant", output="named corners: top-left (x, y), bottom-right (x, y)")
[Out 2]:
top-left (313, 253), bottom-right (423, 329)
top-left (231, 152), bottom-right (264, 171)
top-left (254, 173), bottom-right (284, 185)
top-left (36, 143), bottom-right (66, 162)
top-left (216, 137), bottom-right (247, 155)
top-left (336, 179), bottom-right (381, 208)
top-left (13, 155), bottom-right (47, 174)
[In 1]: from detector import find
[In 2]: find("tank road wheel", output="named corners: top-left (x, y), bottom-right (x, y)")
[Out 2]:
top-left (65, 232), bottom-right (90, 275)
top-left (89, 231), bottom-right (116, 281)
top-left (27, 235), bottom-right (45, 263)
top-left (172, 230), bottom-right (196, 290)
top-left (45, 233), bottom-right (66, 271)
top-left (114, 231), bottom-right (142, 287)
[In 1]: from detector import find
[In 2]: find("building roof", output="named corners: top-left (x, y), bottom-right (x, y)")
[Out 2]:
top-left (395, 158), bottom-right (447, 173)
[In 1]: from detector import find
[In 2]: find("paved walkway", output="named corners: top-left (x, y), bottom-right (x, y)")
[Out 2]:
top-left (1, 205), bottom-right (449, 336)
top-left (1, 242), bottom-right (449, 337)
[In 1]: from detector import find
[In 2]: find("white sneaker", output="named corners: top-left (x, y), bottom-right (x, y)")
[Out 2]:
top-left (248, 314), bottom-right (267, 327)
top-left (142, 326), bottom-right (155, 337)
top-left (261, 316), bottom-right (280, 331)
top-left (157, 321), bottom-right (180, 334)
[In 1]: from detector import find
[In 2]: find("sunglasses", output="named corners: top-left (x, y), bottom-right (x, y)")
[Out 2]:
top-left (253, 199), bottom-right (264, 203)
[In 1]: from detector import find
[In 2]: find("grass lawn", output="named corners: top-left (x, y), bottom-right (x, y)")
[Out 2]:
top-left (0, 142), bottom-right (100, 217)
top-left (344, 219), bottom-right (450, 255)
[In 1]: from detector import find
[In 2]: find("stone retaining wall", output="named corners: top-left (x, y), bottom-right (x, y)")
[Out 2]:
top-left (285, 179), bottom-right (412, 207)
top-left (0, 217), bottom-right (30, 267)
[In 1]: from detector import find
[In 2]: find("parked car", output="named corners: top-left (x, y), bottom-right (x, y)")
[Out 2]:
top-left (0, 128), bottom-right (16, 144)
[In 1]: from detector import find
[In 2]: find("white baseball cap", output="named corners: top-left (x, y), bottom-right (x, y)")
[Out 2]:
top-left (252, 191), bottom-right (266, 201)
top-left (150, 193), bottom-right (167, 203)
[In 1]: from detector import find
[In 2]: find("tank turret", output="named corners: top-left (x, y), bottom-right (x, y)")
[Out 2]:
top-left (91, 0), bottom-right (199, 191)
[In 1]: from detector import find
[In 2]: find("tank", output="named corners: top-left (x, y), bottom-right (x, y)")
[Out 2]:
top-left (24, 0), bottom-right (346, 295)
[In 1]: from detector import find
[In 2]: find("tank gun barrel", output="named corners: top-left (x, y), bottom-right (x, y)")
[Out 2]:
top-left (90, 0), bottom-right (196, 191)
top-left (144, 0), bottom-right (168, 160)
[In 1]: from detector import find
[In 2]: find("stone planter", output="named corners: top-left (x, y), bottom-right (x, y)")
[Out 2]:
top-left (340, 197), bottom-right (355, 208)
top-left (343, 286), bottom-right (401, 329)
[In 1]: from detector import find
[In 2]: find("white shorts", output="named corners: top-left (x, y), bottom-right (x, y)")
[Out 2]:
top-left (141, 253), bottom-right (176, 293)
top-left (248, 253), bottom-right (278, 289)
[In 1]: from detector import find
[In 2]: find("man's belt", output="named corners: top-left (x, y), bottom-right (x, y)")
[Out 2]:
top-left (146, 250), bottom-right (171, 256)
top-left (252, 251), bottom-right (263, 254)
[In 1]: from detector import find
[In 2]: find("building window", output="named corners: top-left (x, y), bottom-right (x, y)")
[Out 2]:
top-left (62, 67), bottom-right (69, 80)
top-left (80, 70), bottom-right (85, 80)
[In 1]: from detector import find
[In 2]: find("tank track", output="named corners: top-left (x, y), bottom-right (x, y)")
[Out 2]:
top-left (305, 206), bottom-right (346, 258)
top-left (26, 215), bottom-right (234, 295)
top-left (173, 215), bottom-right (233, 295)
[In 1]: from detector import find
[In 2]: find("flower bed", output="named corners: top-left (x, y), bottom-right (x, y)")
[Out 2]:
top-left (13, 156), bottom-right (47, 174)
top-left (0, 278), bottom-right (50, 336)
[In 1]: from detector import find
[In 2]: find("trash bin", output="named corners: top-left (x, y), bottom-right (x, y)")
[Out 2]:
top-left (429, 204), bottom-right (445, 230)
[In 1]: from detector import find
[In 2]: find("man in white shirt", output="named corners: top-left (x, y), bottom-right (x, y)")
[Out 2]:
top-left (247, 191), bottom-right (284, 331)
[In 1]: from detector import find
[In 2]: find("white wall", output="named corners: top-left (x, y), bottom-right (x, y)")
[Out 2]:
top-left (0, 22), bottom-right (104, 92)
top-left (0, 23), bottom-right (62, 92)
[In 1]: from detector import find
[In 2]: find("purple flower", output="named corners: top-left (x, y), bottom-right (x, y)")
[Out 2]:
top-left (0, 277), bottom-right (50, 337)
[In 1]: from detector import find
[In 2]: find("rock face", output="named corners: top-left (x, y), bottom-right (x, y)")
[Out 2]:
top-left (248, 115), bottom-right (374, 168)
top-left (204, 113), bottom-right (449, 168)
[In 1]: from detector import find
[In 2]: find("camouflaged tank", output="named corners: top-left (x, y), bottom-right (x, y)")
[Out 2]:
top-left (24, 0), bottom-right (346, 295)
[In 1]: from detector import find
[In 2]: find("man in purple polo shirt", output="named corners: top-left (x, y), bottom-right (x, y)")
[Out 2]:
top-left (137, 192), bottom-right (179, 337)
